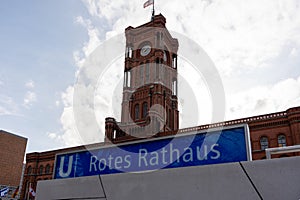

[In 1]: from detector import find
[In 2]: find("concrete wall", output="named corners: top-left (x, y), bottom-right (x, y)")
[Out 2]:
top-left (36, 156), bottom-right (300, 200)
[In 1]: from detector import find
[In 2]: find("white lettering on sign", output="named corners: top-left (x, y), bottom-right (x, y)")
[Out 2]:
top-left (89, 154), bottom-right (132, 172)
top-left (88, 144), bottom-right (222, 173)
top-left (139, 148), bottom-right (148, 167)
top-left (210, 144), bottom-right (221, 159)
top-left (138, 144), bottom-right (221, 167)
top-left (59, 155), bottom-right (73, 178)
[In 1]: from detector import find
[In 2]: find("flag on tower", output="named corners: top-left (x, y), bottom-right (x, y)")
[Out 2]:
top-left (143, 0), bottom-right (154, 8)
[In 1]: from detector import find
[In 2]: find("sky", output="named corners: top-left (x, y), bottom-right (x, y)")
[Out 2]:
top-left (0, 0), bottom-right (300, 153)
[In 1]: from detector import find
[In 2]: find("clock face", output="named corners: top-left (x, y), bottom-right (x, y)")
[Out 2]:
top-left (140, 45), bottom-right (151, 56)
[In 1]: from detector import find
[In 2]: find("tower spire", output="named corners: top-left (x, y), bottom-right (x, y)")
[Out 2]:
top-left (143, 0), bottom-right (155, 21)
top-left (151, 0), bottom-right (155, 21)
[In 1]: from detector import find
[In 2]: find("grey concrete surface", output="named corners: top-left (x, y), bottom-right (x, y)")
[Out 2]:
top-left (36, 175), bottom-right (105, 200)
top-left (242, 156), bottom-right (300, 200)
top-left (36, 157), bottom-right (300, 200)
top-left (101, 162), bottom-right (260, 200)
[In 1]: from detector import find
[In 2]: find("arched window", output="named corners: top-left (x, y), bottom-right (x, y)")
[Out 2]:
top-left (39, 165), bottom-right (44, 175)
top-left (113, 130), bottom-right (116, 139)
top-left (27, 166), bottom-right (32, 175)
top-left (155, 58), bottom-right (159, 80)
top-left (160, 32), bottom-right (163, 47)
top-left (135, 104), bottom-right (140, 120)
top-left (140, 65), bottom-right (144, 86)
top-left (126, 46), bottom-right (133, 58)
top-left (159, 60), bottom-right (164, 81)
top-left (156, 32), bottom-right (160, 47)
top-left (129, 47), bottom-right (133, 58)
top-left (260, 136), bottom-right (269, 150)
top-left (124, 71), bottom-right (131, 87)
top-left (172, 79), bottom-right (177, 95)
top-left (145, 62), bottom-right (150, 84)
top-left (142, 102), bottom-right (148, 118)
top-left (278, 134), bottom-right (286, 147)
top-left (45, 164), bottom-right (51, 174)
top-left (172, 54), bottom-right (177, 69)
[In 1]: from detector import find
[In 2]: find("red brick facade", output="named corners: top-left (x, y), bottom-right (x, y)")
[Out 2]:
top-left (0, 130), bottom-right (27, 188)
top-left (106, 14), bottom-right (179, 143)
top-left (179, 106), bottom-right (300, 160)
top-left (20, 106), bottom-right (300, 199)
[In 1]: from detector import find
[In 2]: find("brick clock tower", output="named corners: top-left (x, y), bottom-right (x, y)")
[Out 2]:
top-left (105, 14), bottom-right (179, 143)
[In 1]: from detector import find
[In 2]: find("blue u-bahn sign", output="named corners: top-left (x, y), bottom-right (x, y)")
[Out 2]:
top-left (54, 124), bottom-right (251, 179)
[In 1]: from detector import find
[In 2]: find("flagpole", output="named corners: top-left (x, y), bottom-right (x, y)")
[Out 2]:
top-left (152, 0), bottom-right (155, 21)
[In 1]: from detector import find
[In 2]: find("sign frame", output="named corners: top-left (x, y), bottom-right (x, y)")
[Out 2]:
top-left (53, 124), bottom-right (252, 179)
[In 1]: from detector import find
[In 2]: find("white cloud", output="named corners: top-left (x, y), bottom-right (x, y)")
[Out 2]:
top-left (0, 106), bottom-right (13, 116)
top-left (227, 75), bottom-right (300, 119)
top-left (55, 100), bottom-right (60, 107)
top-left (47, 132), bottom-right (58, 139)
top-left (56, 0), bottom-right (300, 147)
top-left (23, 91), bottom-right (37, 108)
top-left (74, 16), bottom-right (101, 68)
top-left (290, 48), bottom-right (298, 57)
top-left (0, 96), bottom-right (19, 116)
top-left (25, 80), bottom-right (35, 89)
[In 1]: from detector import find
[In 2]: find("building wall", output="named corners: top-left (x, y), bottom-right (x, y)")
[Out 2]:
top-left (0, 130), bottom-right (27, 187)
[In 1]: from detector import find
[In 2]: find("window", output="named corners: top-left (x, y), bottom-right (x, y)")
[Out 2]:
top-left (140, 65), bottom-right (144, 86)
top-left (126, 46), bottom-right (133, 58)
top-left (27, 166), bottom-right (32, 175)
top-left (155, 58), bottom-right (159, 80)
top-left (39, 165), bottom-right (44, 175)
top-left (129, 47), bottom-right (133, 58)
top-left (172, 79), bottom-right (177, 95)
top-left (145, 62), bottom-right (150, 84)
top-left (45, 164), bottom-right (51, 174)
top-left (165, 66), bottom-right (169, 86)
top-left (134, 68), bottom-right (138, 87)
top-left (125, 46), bottom-right (133, 58)
top-left (159, 62), bottom-right (164, 81)
top-left (113, 130), bottom-right (116, 139)
top-left (127, 71), bottom-right (131, 87)
top-left (135, 104), bottom-right (140, 120)
top-left (172, 54), bottom-right (177, 68)
top-left (124, 71), bottom-right (131, 87)
top-left (156, 32), bottom-right (160, 47)
top-left (142, 102), bottom-right (148, 118)
top-left (278, 134), bottom-right (286, 147)
top-left (260, 136), bottom-right (269, 150)
top-left (124, 72), bottom-right (127, 87)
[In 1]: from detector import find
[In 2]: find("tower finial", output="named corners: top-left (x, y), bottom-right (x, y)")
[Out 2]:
top-left (143, 0), bottom-right (155, 21)
top-left (152, 0), bottom-right (155, 21)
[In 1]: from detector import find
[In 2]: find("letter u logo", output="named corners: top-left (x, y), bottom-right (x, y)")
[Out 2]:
top-left (59, 155), bottom-right (73, 178)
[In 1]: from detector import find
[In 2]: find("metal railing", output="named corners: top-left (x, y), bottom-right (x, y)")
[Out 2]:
top-left (265, 145), bottom-right (300, 159)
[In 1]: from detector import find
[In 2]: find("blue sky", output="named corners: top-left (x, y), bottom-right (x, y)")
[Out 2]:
top-left (0, 0), bottom-right (87, 151)
top-left (1, 0), bottom-right (300, 153)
